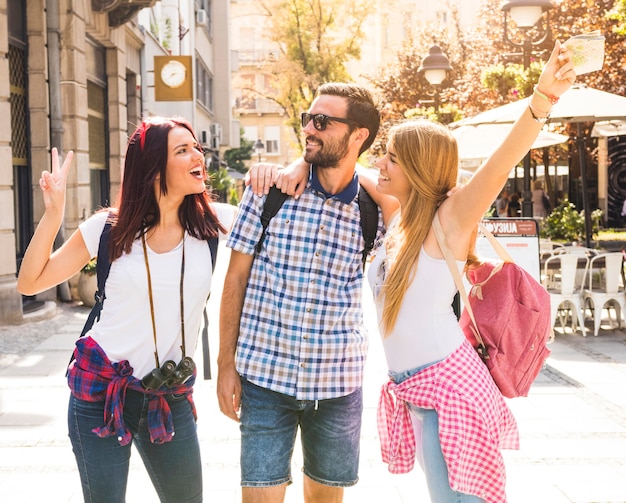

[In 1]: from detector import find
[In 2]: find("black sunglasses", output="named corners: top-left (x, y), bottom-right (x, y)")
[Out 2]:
top-left (301, 112), bottom-right (361, 131)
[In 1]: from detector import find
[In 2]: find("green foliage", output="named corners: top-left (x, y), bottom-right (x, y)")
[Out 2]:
top-left (228, 186), bottom-right (240, 206)
top-left (82, 257), bottom-right (97, 276)
top-left (542, 201), bottom-right (604, 242)
top-left (481, 61), bottom-right (543, 99)
top-left (368, 0), bottom-right (626, 124)
top-left (254, 0), bottom-right (370, 146)
top-left (481, 63), bottom-right (519, 98)
top-left (163, 17), bottom-right (173, 50)
top-left (150, 22), bottom-right (159, 39)
top-left (607, 0), bottom-right (626, 35)
top-left (404, 103), bottom-right (463, 125)
top-left (207, 166), bottom-right (234, 203)
top-left (542, 201), bottom-right (584, 242)
top-left (224, 131), bottom-right (254, 174)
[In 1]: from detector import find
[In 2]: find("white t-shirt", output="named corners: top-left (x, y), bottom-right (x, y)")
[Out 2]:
top-left (78, 203), bottom-right (236, 378)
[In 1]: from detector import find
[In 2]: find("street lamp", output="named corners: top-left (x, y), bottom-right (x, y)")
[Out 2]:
top-left (253, 138), bottom-right (265, 162)
top-left (502, 0), bottom-right (554, 217)
top-left (418, 45), bottom-right (452, 119)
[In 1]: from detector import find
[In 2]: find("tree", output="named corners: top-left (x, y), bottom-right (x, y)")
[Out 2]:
top-left (366, 3), bottom-right (488, 155)
top-left (608, 0), bottom-right (626, 35)
top-left (244, 0), bottom-right (370, 150)
top-left (369, 0), bottom-right (625, 119)
top-left (473, 0), bottom-right (626, 103)
top-left (224, 130), bottom-right (254, 174)
top-left (208, 166), bottom-right (234, 204)
top-left (366, 0), bottom-right (626, 216)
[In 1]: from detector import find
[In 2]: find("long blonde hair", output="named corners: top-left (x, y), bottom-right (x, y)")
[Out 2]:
top-left (380, 120), bottom-right (459, 336)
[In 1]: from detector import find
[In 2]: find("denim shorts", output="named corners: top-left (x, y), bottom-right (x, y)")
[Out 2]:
top-left (239, 377), bottom-right (362, 488)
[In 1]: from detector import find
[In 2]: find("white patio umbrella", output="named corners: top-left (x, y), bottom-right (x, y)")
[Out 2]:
top-left (452, 123), bottom-right (568, 166)
top-left (454, 84), bottom-right (626, 247)
top-left (454, 84), bottom-right (626, 126)
top-left (591, 120), bottom-right (626, 137)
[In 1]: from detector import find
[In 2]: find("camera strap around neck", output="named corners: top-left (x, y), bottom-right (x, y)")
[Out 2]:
top-left (142, 231), bottom-right (186, 368)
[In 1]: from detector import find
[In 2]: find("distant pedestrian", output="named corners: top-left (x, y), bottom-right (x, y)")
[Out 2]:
top-left (508, 192), bottom-right (521, 217)
top-left (17, 117), bottom-right (236, 502)
top-left (532, 180), bottom-right (551, 218)
top-left (495, 189), bottom-right (509, 218)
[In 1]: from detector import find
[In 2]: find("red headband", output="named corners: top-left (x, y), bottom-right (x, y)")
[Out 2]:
top-left (139, 122), bottom-right (149, 151)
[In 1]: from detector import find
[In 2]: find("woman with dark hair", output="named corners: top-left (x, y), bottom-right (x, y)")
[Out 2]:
top-left (17, 116), bottom-right (235, 502)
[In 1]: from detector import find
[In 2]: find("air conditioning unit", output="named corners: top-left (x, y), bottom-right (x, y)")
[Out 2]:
top-left (209, 123), bottom-right (221, 136)
top-left (210, 123), bottom-right (222, 150)
top-left (196, 9), bottom-right (208, 26)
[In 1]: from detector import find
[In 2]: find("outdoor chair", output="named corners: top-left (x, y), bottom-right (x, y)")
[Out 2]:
top-left (582, 252), bottom-right (626, 336)
top-left (543, 253), bottom-right (588, 334)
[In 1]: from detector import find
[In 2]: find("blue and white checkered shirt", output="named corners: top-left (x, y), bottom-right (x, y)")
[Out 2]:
top-left (227, 168), bottom-right (383, 400)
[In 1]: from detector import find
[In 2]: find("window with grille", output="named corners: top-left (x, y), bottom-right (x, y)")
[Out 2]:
top-left (264, 126), bottom-right (280, 155)
top-left (9, 38), bottom-right (32, 260)
top-left (196, 60), bottom-right (213, 111)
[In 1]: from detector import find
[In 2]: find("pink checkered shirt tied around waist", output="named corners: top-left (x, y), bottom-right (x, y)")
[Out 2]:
top-left (377, 339), bottom-right (519, 503)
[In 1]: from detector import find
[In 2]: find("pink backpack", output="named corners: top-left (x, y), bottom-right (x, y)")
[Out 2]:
top-left (433, 214), bottom-right (552, 398)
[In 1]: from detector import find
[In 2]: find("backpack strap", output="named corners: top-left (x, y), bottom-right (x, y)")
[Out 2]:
top-left (357, 187), bottom-right (378, 269)
top-left (73, 215), bottom-right (219, 381)
top-left (208, 235), bottom-right (218, 270)
top-left (432, 212), bottom-right (487, 360)
top-left (256, 185), bottom-right (379, 270)
top-left (201, 235), bottom-right (219, 380)
top-left (68, 214), bottom-right (114, 375)
top-left (256, 186), bottom-right (289, 254)
top-left (80, 215), bottom-right (114, 337)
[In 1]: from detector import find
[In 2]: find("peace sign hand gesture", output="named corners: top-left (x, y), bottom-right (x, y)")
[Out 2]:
top-left (39, 147), bottom-right (74, 216)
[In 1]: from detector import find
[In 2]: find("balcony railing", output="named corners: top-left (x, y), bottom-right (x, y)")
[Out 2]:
top-left (237, 97), bottom-right (284, 114)
top-left (238, 49), bottom-right (280, 65)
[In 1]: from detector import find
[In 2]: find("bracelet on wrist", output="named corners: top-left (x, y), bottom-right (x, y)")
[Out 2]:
top-left (533, 85), bottom-right (559, 105)
top-left (528, 103), bottom-right (551, 124)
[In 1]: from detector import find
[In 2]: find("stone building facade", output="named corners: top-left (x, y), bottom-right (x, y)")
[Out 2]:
top-left (0, 0), bottom-right (235, 324)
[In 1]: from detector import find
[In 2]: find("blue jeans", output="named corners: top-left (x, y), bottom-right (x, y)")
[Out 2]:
top-left (239, 377), bottom-right (362, 488)
top-left (390, 367), bottom-right (484, 503)
top-left (68, 389), bottom-right (202, 503)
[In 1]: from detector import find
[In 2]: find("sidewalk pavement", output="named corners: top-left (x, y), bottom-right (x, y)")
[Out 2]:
top-left (1, 248), bottom-right (626, 502)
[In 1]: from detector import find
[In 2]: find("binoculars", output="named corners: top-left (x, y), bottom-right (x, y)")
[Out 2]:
top-left (141, 356), bottom-right (195, 390)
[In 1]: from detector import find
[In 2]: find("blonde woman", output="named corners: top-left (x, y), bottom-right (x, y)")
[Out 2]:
top-left (368, 41), bottom-right (574, 502)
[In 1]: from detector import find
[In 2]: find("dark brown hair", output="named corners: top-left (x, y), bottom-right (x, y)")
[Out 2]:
top-left (317, 83), bottom-right (380, 155)
top-left (107, 116), bottom-right (225, 262)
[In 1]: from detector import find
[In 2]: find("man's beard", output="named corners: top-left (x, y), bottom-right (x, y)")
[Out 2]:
top-left (303, 131), bottom-right (351, 168)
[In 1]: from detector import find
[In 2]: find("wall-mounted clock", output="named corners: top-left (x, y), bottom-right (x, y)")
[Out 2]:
top-left (160, 60), bottom-right (187, 89)
top-left (154, 55), bottom-right (193, 102)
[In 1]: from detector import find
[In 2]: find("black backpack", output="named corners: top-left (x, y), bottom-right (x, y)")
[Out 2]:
top-left (256, 185), bottom-right (379, 270)
top-left (75, 215), bottom-right (219, 379)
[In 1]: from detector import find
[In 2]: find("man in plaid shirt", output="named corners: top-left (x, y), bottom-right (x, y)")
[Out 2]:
top-left (217, 83), bottom-right (384, 503)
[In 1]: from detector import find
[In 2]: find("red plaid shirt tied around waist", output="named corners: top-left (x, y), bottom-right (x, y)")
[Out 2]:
top-left (377, 339), bottom-right (519, 503)
top-left (67, 336), bottom-right (196, 446)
